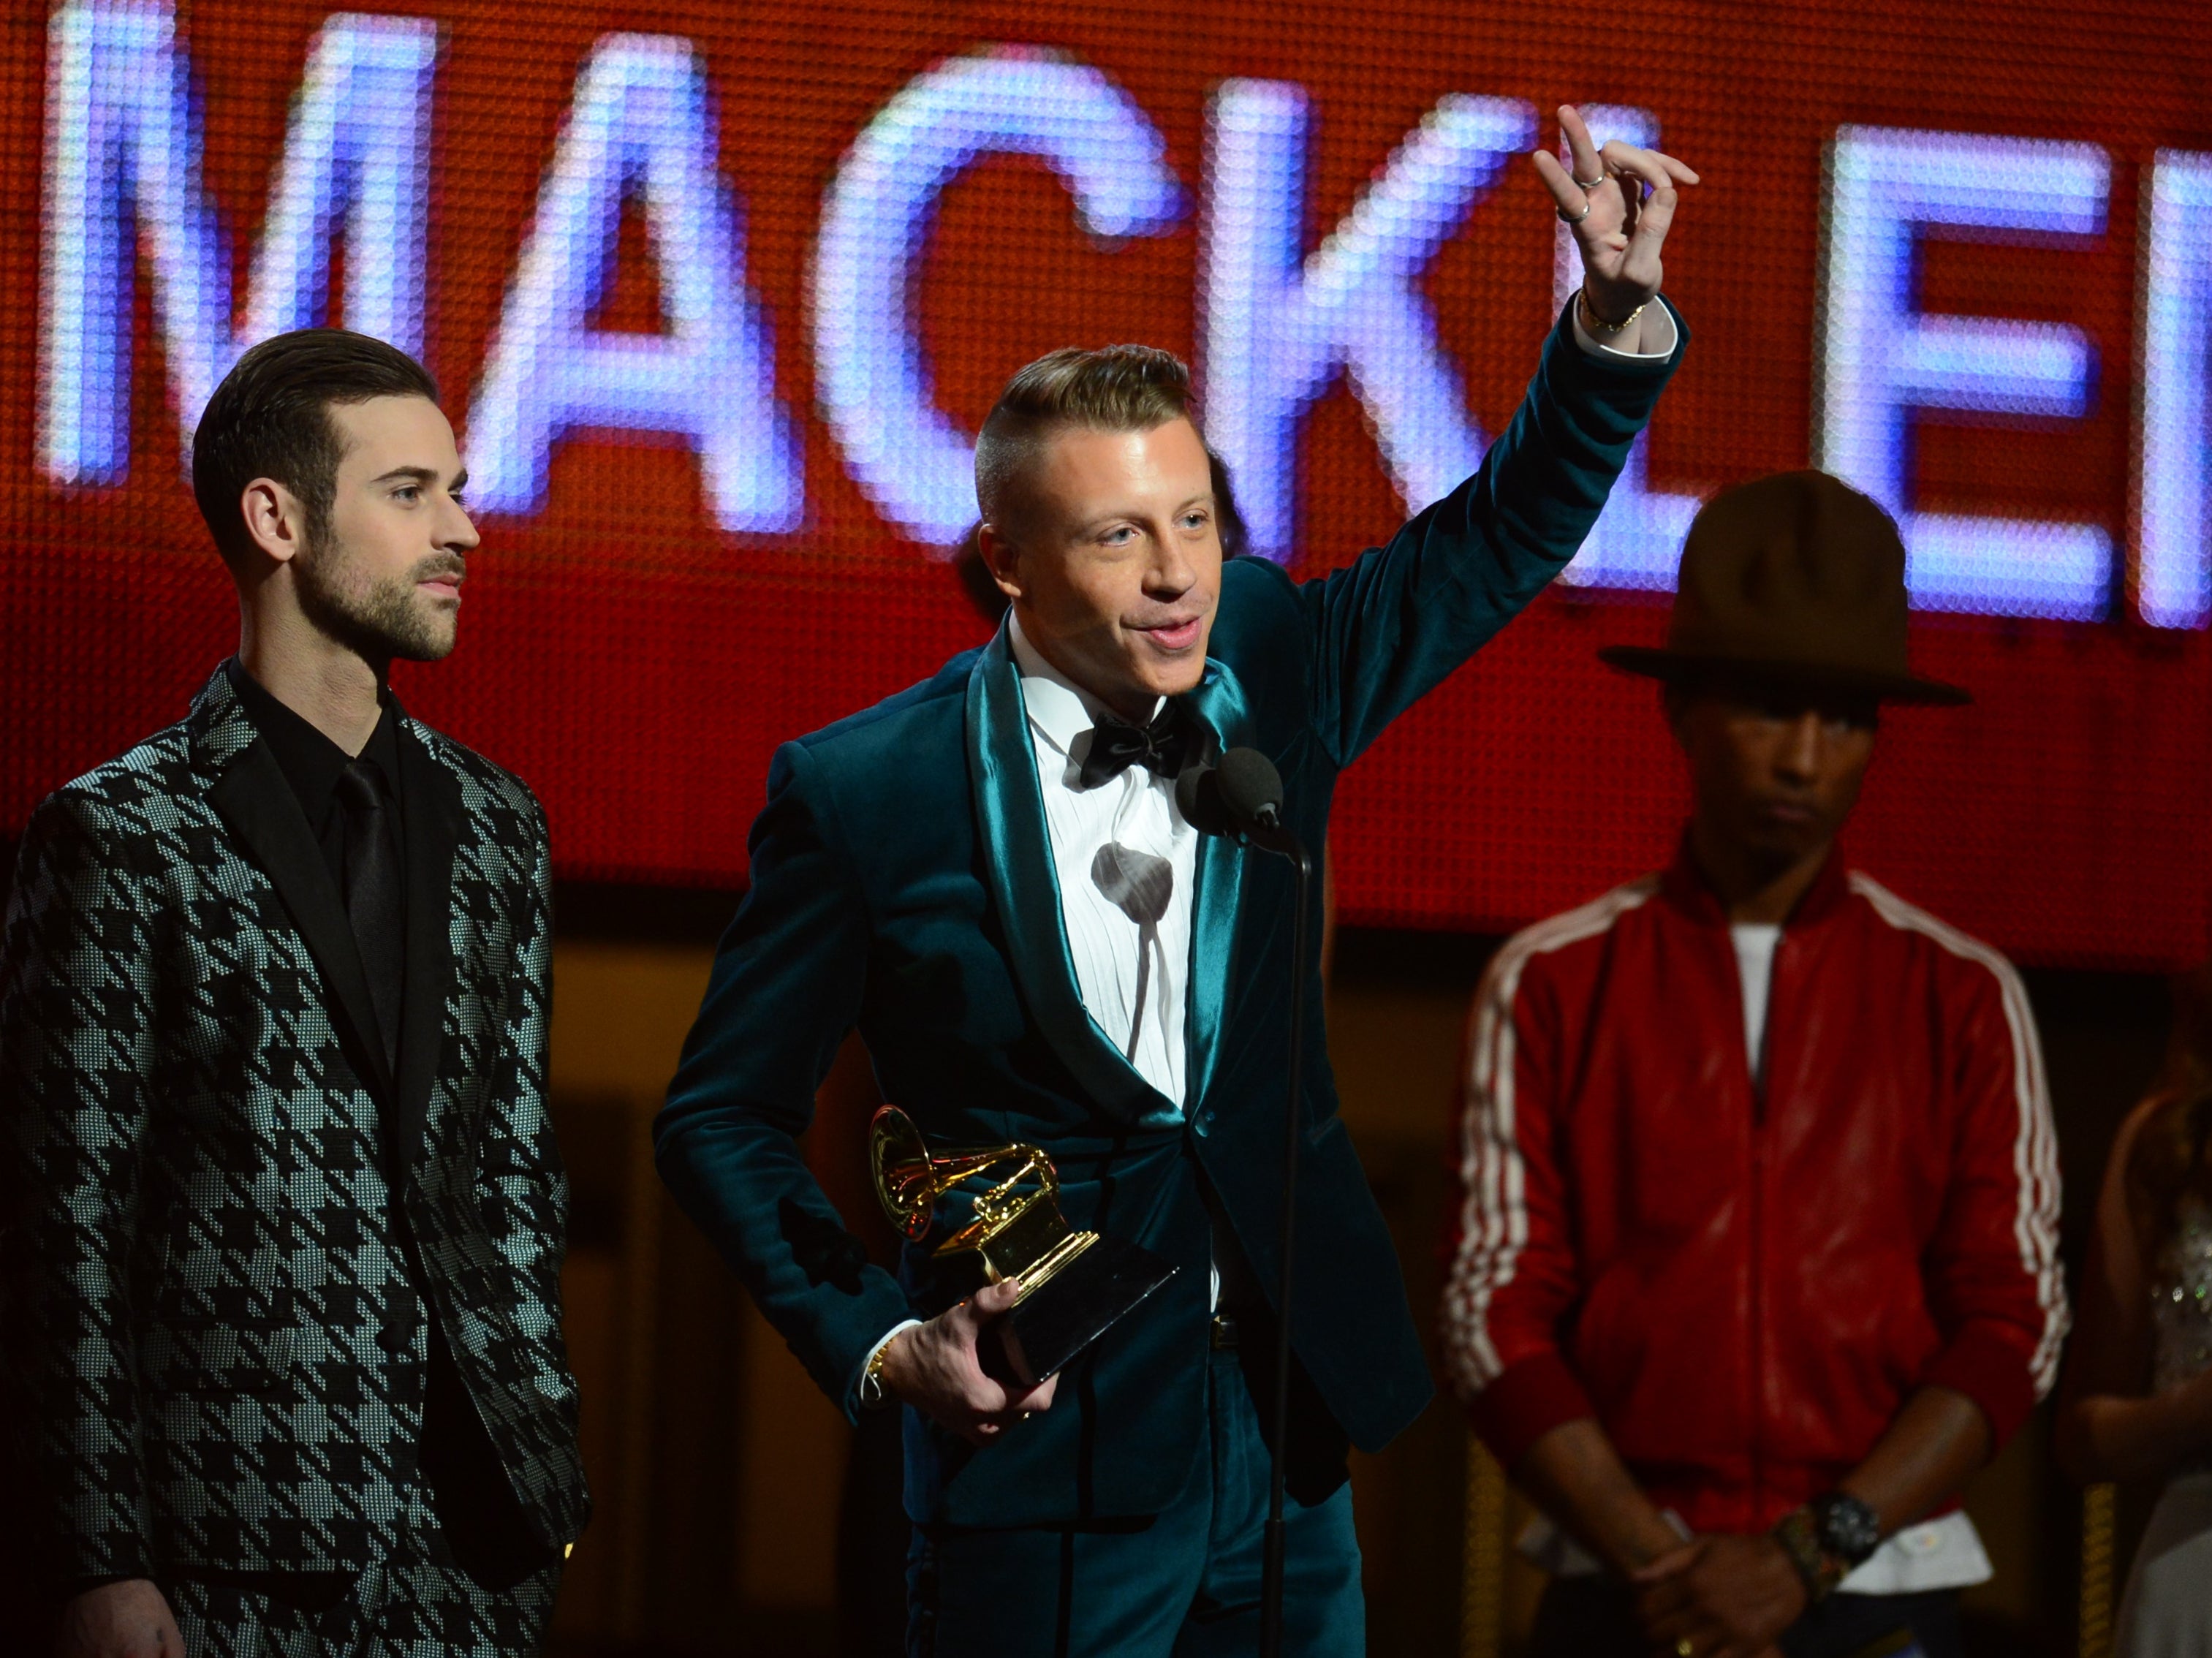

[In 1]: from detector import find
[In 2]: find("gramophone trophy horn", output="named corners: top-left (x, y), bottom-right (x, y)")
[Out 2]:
top-left (868, 1105), bottom-right (1177, 1385)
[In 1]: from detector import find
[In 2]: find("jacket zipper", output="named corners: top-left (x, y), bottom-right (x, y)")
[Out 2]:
top-left (1747, 1116), bottom-right (1766, 1526)
top-left (1745, 937), bottom-right (1772, 1529)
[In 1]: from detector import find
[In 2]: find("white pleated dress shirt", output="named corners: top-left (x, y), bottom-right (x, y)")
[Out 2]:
top-left (1008, 615), bottom-right (1197, 1107)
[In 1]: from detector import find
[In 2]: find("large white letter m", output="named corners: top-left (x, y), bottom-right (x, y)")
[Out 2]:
top-left (38, 1), bottom-right (437, 485)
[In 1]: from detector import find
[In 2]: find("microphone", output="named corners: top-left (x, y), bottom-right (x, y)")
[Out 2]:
top-left (1175, 748), bottom-right (1294, 853)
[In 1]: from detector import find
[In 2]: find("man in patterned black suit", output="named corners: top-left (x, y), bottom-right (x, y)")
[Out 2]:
top-left (0, 330), bottom-right (588, 1657)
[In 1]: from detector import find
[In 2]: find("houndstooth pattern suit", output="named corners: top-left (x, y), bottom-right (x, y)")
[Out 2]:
top-left (0, 665), bottom-right (588, 1601)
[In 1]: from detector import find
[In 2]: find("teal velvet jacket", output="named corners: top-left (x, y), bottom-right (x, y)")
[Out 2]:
top-left (654, 303), bottom-right (1684, 1528)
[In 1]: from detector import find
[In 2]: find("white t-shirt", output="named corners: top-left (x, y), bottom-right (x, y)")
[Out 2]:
top-left (1732, 923), bottom-right (1781, 1087)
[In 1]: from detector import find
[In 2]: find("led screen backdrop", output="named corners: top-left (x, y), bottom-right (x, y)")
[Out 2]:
top-left (2, 0), bottom-right (2208, 969)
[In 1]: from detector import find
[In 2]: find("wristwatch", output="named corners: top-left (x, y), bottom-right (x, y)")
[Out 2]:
top-left (1809, 1491), bottom-right (1884, 1567)
top-left (1770, 1491), bottom-right (1882, 1603)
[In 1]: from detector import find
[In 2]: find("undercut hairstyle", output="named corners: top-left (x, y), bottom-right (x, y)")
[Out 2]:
top-left (191, 328), bottom-right (439, 568)
top-left (974, 344), bottom-right (1199, 536)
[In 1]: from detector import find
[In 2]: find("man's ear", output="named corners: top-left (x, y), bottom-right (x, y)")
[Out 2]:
top-left (977, 521), bottom-right (1022, 602)
top-left (238, 477), bottom-right (308, 568)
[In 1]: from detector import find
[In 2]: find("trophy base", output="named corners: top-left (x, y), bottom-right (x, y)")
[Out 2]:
top-left (996, 1234), bottom-right (1178, 1385)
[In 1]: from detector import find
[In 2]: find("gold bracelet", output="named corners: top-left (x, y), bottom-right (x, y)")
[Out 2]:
top-left (863, 1334), bottom-right (898, 1410)
top-left (1579, 287), bottom-right (1645, 338)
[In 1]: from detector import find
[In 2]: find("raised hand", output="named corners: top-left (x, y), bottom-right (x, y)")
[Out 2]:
top-left (876, 1278), bottom-right (1059, 1445)
top-left (1532, 104), bottom-right (1700, 341)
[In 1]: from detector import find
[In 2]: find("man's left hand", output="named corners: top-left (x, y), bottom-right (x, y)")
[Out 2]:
top-left (1631, 1534), bottom-right (1805, 1658)
top-left (1533, 104), bottom-right (1700, 337)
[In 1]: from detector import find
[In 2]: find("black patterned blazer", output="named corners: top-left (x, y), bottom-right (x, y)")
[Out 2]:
top-left (0, 665), bottom-right (588, 1584)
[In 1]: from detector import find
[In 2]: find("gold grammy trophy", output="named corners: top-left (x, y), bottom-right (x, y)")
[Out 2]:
top-left (869, 1105), bottom-right (1177, 1385)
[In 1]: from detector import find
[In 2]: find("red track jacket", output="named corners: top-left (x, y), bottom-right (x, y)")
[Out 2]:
top-left (1442, 841), bottom-right (2067, 1533)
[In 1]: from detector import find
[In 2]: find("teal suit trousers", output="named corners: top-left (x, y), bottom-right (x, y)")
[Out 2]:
top-left (907, 1343), bottom-right (1364, 1657)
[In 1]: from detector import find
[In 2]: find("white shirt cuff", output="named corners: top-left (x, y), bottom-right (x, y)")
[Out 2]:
top-left (1569, 294), bottom-right (1678, 361)
top-left (857, 1318), bottom-right (924, 1409)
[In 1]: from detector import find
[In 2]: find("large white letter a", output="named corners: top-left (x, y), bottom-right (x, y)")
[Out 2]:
top-left (466, 34), bottom-right (800, 532)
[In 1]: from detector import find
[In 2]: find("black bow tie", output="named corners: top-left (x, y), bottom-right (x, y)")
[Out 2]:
top-left (1077, 703), bottom-right (1193, 790)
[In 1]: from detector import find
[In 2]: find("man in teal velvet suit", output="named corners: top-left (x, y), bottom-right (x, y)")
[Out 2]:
top-left (656, 110), bottom-right (1700, 1654)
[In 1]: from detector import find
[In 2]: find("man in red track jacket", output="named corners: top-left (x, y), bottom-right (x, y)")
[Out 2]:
top-left (1441, 473), bottom-right (2066, 1658)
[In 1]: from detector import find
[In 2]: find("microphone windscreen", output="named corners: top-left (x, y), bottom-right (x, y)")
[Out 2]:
top-left (1216, 747), bottom-right (1284, 825)
top-left (1175, 763), bottom-right (1235, 837)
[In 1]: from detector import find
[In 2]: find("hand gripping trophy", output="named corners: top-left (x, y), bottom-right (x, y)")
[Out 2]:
top-left (869, 1105), bottom-right (1177, 1385)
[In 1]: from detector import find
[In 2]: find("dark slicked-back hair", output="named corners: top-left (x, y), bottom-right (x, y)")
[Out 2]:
top-left (974, 344), bottom-right (1198, 534)
top-left (192, 328), bottom-right (439, 567)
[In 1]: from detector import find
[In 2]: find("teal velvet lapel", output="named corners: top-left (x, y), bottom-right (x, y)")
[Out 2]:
top-left (965, 627), bottom-right (1166, 1124)
top-left (1180, 655), bottom-right (1254, 1113)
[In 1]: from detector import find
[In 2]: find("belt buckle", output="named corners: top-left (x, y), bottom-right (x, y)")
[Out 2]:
top-left (1210, 1314), bottom-right (1238, 1351)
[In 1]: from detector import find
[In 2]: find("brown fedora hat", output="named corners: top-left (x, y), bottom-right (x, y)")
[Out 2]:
top-left (1599, 470), bottom-right (1970, 705)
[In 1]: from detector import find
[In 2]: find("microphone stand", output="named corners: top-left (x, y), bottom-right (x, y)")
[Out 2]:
top-left (1175, 754), bottom-right (1311, 1658)
top-left (1244, 809), bottom-right (1311, 1658)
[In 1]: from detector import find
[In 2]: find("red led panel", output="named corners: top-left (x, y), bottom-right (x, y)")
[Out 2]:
top-left (1, 0), bottom-right (2207, 969)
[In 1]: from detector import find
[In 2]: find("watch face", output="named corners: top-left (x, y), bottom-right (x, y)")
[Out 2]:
top-left (1815, 1493), bottom-right (1884, 1564)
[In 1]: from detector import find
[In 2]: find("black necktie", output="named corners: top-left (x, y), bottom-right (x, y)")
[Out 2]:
top-left (335, 760), bottom-right (404, 1075)
top-left (1077, 703), bottom-right (1192, 791)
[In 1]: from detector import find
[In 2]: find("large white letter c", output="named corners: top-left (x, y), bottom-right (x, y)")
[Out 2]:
top-left (812, 48), bottom-right (1185, 548)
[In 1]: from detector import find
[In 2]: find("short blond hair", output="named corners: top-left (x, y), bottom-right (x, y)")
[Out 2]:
top-left (974, 344), bottom-right (1195, 533)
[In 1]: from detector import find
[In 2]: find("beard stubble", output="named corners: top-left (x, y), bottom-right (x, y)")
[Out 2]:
top-left (295, 531), bottom-right (462, 663)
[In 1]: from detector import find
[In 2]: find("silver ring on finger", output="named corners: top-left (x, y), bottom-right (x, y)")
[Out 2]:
top-left (1557, 200), bottom-right (1591, 224)
top-left (1574, 175), bottom-right (1607, 189)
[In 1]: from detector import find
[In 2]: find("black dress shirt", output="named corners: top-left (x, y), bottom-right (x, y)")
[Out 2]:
top-left (222, 657), bottom-right (406, 906)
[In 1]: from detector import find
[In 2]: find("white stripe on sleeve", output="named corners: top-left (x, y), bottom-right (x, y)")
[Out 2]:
top-left (1850, 874), bottom-right (2069, 1398)
top-left (1442, 879), bottom-right (1656, 1398)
